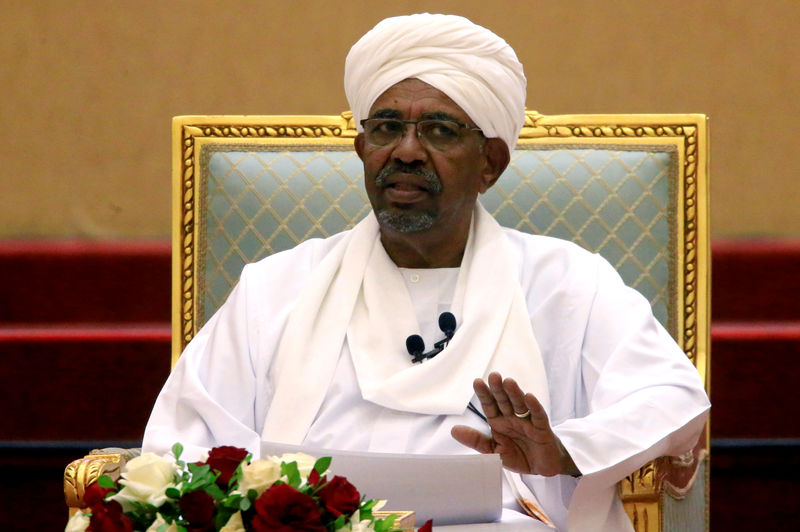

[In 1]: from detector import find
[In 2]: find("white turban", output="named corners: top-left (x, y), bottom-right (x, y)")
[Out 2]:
top-left (344, 13), bottom-right (527, 151)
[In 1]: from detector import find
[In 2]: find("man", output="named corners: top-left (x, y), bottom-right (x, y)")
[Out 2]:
top-left (144, 14), bottom-right (709, 531)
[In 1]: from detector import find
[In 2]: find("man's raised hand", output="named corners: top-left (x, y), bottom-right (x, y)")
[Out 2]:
top-left (451, 371), bottom-right (580, 477)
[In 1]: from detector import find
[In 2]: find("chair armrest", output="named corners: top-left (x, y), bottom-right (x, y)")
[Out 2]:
top-left (64, 447), bottom-right (141, 515)
top-left (621, 424), bottom-right (709, 531)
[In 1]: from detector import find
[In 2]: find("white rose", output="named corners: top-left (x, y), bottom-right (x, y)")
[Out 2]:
top-left (237, 459), bottom-right (280, 496)
top-left (65, 511), bottom-right (90, 532)
top-left (145, 513), bottom-right (179, 532)
top-left (110, 453), bottom-right (179, 511)
top-left (273, 452), bottom-right (319, 479)
top-left (220, 511), bottom-right (246, 532)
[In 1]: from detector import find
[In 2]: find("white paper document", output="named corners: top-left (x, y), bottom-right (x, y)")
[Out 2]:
top-left (260, 441), bottom-right (503, 525)
top-left (437, 509), bottom-right (555, 531)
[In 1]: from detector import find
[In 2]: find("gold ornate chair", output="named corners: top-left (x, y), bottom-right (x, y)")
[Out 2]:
top-left (67, 112), bottom-right (710, 531)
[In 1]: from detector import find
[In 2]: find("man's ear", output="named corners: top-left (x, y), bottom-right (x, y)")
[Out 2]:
top-left (479, 138), bottom-right (510, 193)
top-left (354, 133), bottom-right (366, 162)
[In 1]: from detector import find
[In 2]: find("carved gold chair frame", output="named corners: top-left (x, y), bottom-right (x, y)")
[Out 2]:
top-left (66, 111), bottom-right (710, 532)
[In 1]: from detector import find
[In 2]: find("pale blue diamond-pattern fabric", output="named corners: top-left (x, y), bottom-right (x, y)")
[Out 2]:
top-left (200, 146), bottom-right (674, 332)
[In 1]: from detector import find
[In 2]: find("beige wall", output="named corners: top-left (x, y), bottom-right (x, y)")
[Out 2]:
top-left (2, 0), bottom-right (798, 239)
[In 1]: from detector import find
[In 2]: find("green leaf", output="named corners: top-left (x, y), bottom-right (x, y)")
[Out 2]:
top-left (281, 461), bottom-right (301, 488)
top-left (122, 500), bottom-right (160, 530)
top-left (96, 475), bottom-right (116, 489)
top-left (227, 458), bottom-right (249, 491)
top-left (219, 493), bottom-right (242, 510)
top-left (204, 483), bottom-right (227, 500)
top-left (228, 467), bottom-right (242, 489)
top-left (157, 501), bottom-right (181, 522)
top-left (374, 514), bottom-right (398, 532)
top-left (165, 487), bottom-right (181, 499)
top-left (214, 508), bottom-right (237, 530)
top-left (332, 514), bottom-right (346, 529)
top-left (360, 499), bottom-right (377, 511)
top-left (247, 488), bottom-right (258, 502)
top-left (239, 496), bottom-right (251, 511)
top-left (187, 462), bottom-right (213, 478)
top-left (172, 442), bottom-right (184, 461)
top-left (313, 456), bottom-right (332, 474)
top-left (131, 501), bottom-right (159, 514)
top-left (185, 463), bottom-right (217, 492)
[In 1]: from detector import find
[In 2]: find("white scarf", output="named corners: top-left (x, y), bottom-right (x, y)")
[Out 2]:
top-left (261, 204), bottom-right (549, 444)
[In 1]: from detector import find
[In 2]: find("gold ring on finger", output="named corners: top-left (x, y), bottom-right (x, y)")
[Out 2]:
top-left (514, 409), bottom-right (531, 419)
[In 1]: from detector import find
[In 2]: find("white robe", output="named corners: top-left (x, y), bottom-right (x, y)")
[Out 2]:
top-left (143, 228), bottom-right (709, 531)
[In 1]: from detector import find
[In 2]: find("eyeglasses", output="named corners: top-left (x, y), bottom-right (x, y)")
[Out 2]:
top-left (360, 118), bottom-right (483, 151)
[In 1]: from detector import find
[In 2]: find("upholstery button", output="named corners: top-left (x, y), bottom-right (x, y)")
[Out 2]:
top-left (410, 273), bottom-right (421, 283)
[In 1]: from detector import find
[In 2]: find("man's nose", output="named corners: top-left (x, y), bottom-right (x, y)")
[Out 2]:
top-left (390, 124), bottom-right (429, 164)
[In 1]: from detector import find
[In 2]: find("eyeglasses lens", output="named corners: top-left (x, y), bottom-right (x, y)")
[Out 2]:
top-left (364, 119), bottom-right (463, 151)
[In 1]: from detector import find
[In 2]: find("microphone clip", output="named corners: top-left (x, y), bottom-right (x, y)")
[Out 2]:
top-left (406, 312), bottom-right (457, 364)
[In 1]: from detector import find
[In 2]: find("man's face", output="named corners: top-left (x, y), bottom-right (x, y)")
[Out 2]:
top-left (355, 78), bottom-right (505, 238)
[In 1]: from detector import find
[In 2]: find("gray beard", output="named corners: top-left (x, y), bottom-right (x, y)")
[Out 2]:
top-left (375, 209), bottom-right (437, 233)
top-left (373, 164), bottom-right (441, 233)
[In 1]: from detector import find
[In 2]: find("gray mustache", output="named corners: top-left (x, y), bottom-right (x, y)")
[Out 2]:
top-left (375, 165), bottom-right (442, 194)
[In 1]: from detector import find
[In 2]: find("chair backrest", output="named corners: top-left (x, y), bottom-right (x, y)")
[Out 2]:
top-left (172, 112), bottom-right (710, 531)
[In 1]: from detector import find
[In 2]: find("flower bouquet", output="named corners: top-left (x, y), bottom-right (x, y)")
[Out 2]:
top-left (66, 443), bottom-right (431, 532)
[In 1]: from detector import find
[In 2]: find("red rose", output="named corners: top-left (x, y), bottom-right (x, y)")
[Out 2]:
top-left (179, 490), bottom-right (216, 531)
top-left (82, 481), bottom-right (115, 508)
top-left (251, 483), bottom-right (325, 532)
top-left (205, 446), bottom-right (249, 488)
top-left (87, 500), bottom-right (133, 532)
top-left (317, 475), bottom-right (360, 518)
top-left (308, 468), bottom-right (323, 487)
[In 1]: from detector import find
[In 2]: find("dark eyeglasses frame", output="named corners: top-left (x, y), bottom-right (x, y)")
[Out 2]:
top-left (359, 118), bottom-right (483, 151)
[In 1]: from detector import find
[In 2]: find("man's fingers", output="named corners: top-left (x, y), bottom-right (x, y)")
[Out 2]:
top-left (524, 392), bottom-right (547, 418)
top-left (523, 393), bottom-right (552, 431)
top-left (473, 378), bottom-right (501, 419)
top-left (451, 425), bottom-right (495, 454)
top-left (488, 372), bottom-right (515, 417)
top-left (502, 377), bottom-right (529, 416)
top-left (474, 372), bottom-right (548, 422)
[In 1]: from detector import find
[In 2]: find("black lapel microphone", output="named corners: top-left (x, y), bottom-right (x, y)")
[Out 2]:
top-left (406, 312), bottom-right (457, 364)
